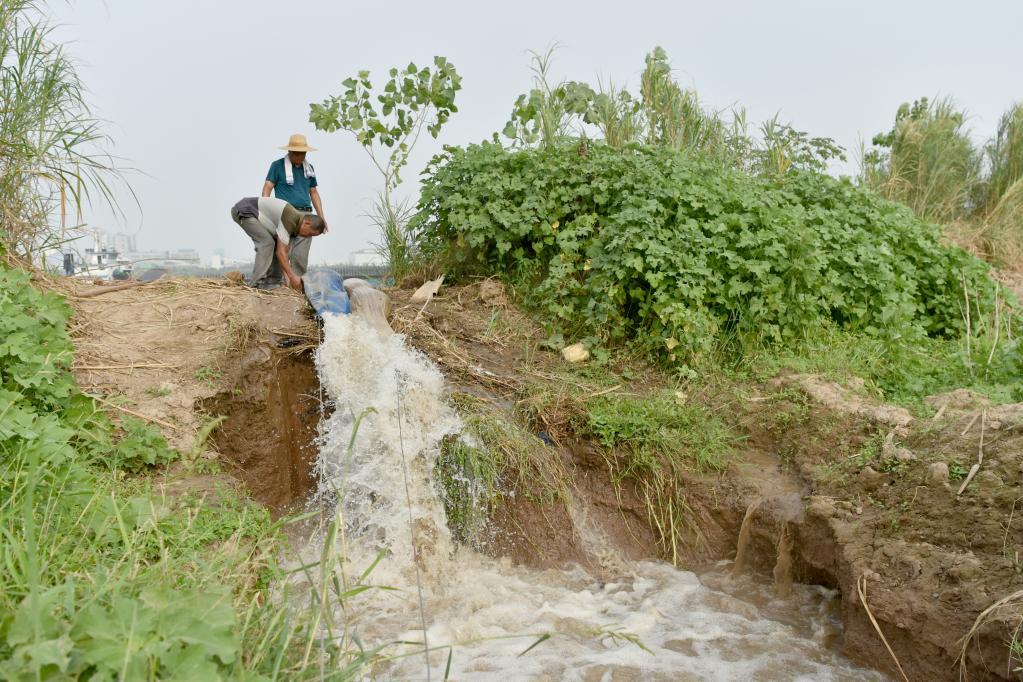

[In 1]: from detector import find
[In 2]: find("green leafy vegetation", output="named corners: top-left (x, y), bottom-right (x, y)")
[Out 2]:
top-left (585, 391), bottom-right (735, 476)
top-left (418, 142), bottom-right (994, 361)
top-left (437, 394), bottom-right (567, 545)
top-left (581, 390), bottom-right (736, 565)
top-left (309, 56), bottom-right (462, 280)
top-left (193, 365), bottom-right (222, 386)
top-left (0, 265), bottom-right (378, 678)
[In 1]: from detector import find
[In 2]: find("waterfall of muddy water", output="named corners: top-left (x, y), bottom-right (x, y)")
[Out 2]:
top-left (296, 312), bottom-right (884, 680)
top-left (773, 524), bottom-right (795, 598)
top-left (731, 499), bottom-right (761, 579)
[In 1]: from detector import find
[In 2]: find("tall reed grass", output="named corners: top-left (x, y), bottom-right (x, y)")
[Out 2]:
top-left (0, 0), bottom-right (123, 264)
top-left (862, 97), bottom-right (980, 224)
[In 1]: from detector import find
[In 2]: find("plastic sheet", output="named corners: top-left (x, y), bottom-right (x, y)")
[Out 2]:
top-left (302, 268), bottom-right (351, 317)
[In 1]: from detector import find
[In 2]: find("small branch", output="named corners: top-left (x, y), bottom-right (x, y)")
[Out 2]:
top-left (978, 409), bottom-right (987, 465)
top-left (90, 394), bottom-right (180, 431)
top-left (583, 384), bottom-right (624, 400)
top-left (74, 280), bottom-right (154, 298)
top-left (956, 464), bottom-right (981, 497)
top-left (961, 411), bottom-right (981, 437)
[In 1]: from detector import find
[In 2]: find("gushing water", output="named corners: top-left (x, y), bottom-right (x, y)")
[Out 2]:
top-left (297, 313), bottom-right (883, 680)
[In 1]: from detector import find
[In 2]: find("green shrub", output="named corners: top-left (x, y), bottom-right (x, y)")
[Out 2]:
top-left (416, 142), bottom-right (994, 360)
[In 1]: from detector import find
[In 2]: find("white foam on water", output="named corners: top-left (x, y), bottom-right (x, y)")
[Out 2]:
top-left (297, 313), bottom-right (883, 681)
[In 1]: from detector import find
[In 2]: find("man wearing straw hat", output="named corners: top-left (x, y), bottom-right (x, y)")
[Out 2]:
top-left (259, 133), bottom-right (327, 286)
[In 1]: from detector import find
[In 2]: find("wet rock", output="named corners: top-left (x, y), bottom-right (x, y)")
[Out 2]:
top-left (664, 638), bottom-right (698, 657)
top-left (701, 591), bottom-right (760, 620)
top-left (927, 462), bottom-right (949, 485)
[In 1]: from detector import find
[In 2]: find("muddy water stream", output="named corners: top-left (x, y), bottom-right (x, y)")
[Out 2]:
top-left (293, 314), bottom-right (884, 680)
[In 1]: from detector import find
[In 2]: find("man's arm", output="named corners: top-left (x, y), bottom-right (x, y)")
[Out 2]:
top-left (261, 180), bottom-right (274, 197)
top-left (275, 238), bottom-right (302, 291)
top-left (309, 187), bottom-right (327, 232)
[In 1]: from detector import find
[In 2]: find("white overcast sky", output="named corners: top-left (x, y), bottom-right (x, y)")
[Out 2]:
top-left (52, 0), bottom-right (1022, 264)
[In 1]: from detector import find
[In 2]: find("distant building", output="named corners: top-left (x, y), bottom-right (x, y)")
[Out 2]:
top-left (111, 232), bottom-right (136, 255)
top-left (349, 249), bottom-right (386, 266)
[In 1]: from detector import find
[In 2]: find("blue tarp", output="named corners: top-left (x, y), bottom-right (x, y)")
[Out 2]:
top-left (302, 268), bottom-right (351, 317)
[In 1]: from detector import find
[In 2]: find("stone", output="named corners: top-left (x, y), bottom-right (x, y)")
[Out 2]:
top-left (479, 279), bottom-right (508, 306)
top-left (927, 462), bottom-right (949, 485)
top-left (561, 342), bottom-right (590, 363)
top-left (895, 447), bottom-right (916, 463)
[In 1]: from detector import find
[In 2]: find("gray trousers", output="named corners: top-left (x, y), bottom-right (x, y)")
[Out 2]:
top-left (234, 215), bottom-right (312, 284)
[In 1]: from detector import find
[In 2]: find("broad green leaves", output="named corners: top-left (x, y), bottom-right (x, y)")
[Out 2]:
top-left (416, 143), bottom-right (996, 362)
top-left (309, 55), bottom-right (462, 191)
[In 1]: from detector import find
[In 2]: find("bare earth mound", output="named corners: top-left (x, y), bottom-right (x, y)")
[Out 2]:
top-left (69, 278), bottom-right (321, 512)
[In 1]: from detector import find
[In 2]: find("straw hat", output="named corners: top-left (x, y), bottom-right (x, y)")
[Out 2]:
top-left (279, 133), bottom-right (317, 152)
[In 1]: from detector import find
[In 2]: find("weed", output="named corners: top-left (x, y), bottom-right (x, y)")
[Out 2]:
top-left (0, 0), bottom-right (125, 263)
top-left (585, 391), bottom-right (736, 476)
top-left (194, 365), bottom-right (222, 386)
top-left (949, 459), bottom-right (969, 482)
top-left (863, 96), bottom-right (980, 224)
top-left (437, 394), bottom-right (569, 546)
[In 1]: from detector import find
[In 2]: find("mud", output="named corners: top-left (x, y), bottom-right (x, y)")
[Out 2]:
top-left (70, 277), bottom-right (323, 512)
top-left (203, 352), bottom-right (321, 512)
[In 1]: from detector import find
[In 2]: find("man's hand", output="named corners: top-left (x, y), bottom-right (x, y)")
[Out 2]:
top-left (288, 274), bottom-right (303, 292)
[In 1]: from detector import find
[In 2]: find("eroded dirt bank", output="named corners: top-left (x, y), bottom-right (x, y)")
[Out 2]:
top-left (70, 276), bottom-right (1023, 680)
top-left (391, 279), bottom-right (1023, 681)
top-left (70, 278), bottom-right (322, 512)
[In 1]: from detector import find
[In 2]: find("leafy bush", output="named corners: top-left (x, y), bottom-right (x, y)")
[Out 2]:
top-left (416, 142), bottom-right (994, 359)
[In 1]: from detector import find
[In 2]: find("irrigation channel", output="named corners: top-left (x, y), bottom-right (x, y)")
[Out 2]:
top-left (287, 287), bottom-right (884, 680)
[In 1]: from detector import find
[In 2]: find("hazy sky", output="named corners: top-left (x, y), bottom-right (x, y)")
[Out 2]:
top-left (52, 0), bottom-right (1022, 264)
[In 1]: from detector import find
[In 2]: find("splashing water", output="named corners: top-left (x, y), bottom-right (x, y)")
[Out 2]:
top-left (296, 313), bottom-right (883, 680)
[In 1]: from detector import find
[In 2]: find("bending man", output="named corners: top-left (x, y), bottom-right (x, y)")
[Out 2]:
top-left (231, 196), bottom-right (325, 291)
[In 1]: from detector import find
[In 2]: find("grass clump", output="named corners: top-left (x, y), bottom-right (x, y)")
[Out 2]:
top-left (580, 390), bottom-right (734, 565)
top-left (437, 394), bottom-right (568, 546)
top-left (0, 265), bottom-right (381, 679)
top-left (584, 391), bottom-right (736, 478)
top-left (0, 0), bottom-right (123, 263)
top-left (750, 314), bottom-right (1022, 411)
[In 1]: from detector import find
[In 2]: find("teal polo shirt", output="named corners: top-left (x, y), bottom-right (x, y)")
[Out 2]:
top-left (266, 158), bottom-right (318, 210)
